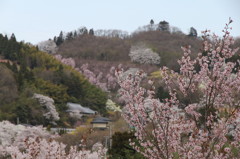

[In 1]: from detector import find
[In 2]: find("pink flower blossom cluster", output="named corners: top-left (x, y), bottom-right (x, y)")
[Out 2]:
top-left (54, 55), bottom-right (118, 92)
top-left (1, 137), bottom-right (106, 159)
top-left (0, 121), bottom-right (51, 147)
top-left (116, 19), bottom-right (240, 159)
top-left (0, 121), bottom-right (106, 159)
top-left (55, 54), bottom-right (76, 68)
top-left (78, 63), bottom-right (108, 92)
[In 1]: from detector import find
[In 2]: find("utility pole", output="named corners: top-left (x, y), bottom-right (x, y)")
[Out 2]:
top-left (104, 136), bottom-right (108, 148)
top-left (104, 136), bottom-right (108, 159)
top-left (109, 124), bottom-right (112, 148)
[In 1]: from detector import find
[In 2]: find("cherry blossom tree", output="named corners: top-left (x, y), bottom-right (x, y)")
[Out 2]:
top-left (129, 44), bottom-right (161, 65)
top-left (33, 93), bottom-right (60, 123)
top-left (3, 137), bottom-right (106, 159)
top-left (0, 121), bottom-right (51, 147)
top-left (54, 54), bottom-right (76, 68)
top-left (106, 99), bottom-right (122, 112)
top-left (79, 63), bottom-right (108, 92)
top-left (54, 55), bottom-right (118, 92)
top-left (37, 39), bottom-right (58, 54)
top-left (0, 121), bottom-right (106, 159)
top-left (116, 19), bottom-right (240, 159)
top-left (106, 66), bottom-right (118, 91)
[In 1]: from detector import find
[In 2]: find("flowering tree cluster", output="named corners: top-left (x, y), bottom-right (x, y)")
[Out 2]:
top-left (116, 19), bottom-right (240, 159)
top-left (0, 121), bottom-right (106, 159)
top-left (116, 68), bottom-right (146, 104)
top-left (37, 39), bottom-right (58, 54)
top-left (0, 121), bottom-right (50, 147)
top-left (129, 44), bottom-right (161, 65)
top-left (106, 66), bottom-right (118, 91)
top-left (33, 93), bottom-right (60, 123)
top-left (106, 99), bottom-right (122, 112)
top-left (54, 54), bottom-right (76, 68)
top-left (3, 137), bottom-right (106, 159)
top-left (79, 63), bottom-right (108, 91)
top-left (94, 29), bottom-right (129, 39)
top-left (54, 55), bottom-right (118, 92)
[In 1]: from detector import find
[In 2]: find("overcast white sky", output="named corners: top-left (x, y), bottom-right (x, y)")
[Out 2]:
top-left (0, 0), bottom-right (239, 44)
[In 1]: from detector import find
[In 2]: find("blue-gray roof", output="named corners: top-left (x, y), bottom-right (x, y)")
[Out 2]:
top-left (66, 102), bottom-right (96, 114)
top-left (91, 117), bottom-right (111, 123)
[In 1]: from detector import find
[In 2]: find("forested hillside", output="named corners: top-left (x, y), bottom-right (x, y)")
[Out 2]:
top-left (0, 34), bottom-right (107, 126)
top-left (53, 21), bottom-right (203, 78)
top-left (52, 21), bottom-right (240, 90)
top-left (48, 21), bottom-right (240, 115)
top-left (1, 17), bottom-right (240, 158)
top-left (1, 20), bottom-right (239, 128)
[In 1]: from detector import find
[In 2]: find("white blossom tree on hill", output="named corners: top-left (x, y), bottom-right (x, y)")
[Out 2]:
top-left (33, 93), bottom-right (60, 123)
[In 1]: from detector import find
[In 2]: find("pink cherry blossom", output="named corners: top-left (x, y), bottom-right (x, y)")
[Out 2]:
top-left (116, 19), bottom-right (240, 159)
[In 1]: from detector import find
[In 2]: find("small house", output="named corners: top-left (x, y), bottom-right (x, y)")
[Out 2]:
top-left (50, 128), bottom-right (76, 134)
top-left (66, 102), bottom-right (96, 119)
top-left (91, 117), bottom-right (111, 129)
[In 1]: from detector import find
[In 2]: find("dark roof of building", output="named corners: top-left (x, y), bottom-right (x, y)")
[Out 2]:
top-left (91, 117), bottom-right (111, 123)
top-left (66, 102), bottom-right (96, 114)
top-left (20, 124), bottom-right (33, 127)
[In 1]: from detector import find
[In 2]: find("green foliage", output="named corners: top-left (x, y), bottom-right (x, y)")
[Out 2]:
top-left (53, 69), bottom-right (107, 115)
top-left (81, 84), bottom-right (107, 115)
top-left (0, 87), bottom-right (45, 125)
top-left (0, 33), bottom-right (22, 60)
top-left (157, 51), bottom-right (182, 72)
top-left (155, 86), bottom-right (170, 102)
top-left (23, 48), bottom-right (61, 70)
top-left (56, 31), bottom-right (64, 46)
top-left (0, 64), bottom-right (18, 106)
top-left (34, 78), bottom-right (73, 105)
top-left (0, 33), bottom-right (108, 126)
top-left (59, 71), bottom-right (85, 99)
top-left (13, 94), bottom-right (44, 125)
top-left (109, 132), bottom-right (145, 159)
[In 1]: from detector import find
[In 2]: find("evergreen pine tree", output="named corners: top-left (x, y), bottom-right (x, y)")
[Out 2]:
top-left (158, 20), bottom-right (170, 31)
top-left (56, 31), bottom-right (64, 46)
top-left (150, 19), bottom-right (154, 25)
top-left (66, 32), bottom-right (73, 40)
top-left (73, 30), bottom-right (77, 38)
top-left (188, 27), bottom-right (198, 37)
top-left (53, 36), bottom-right (57, 43)
top-left (89, 28), bottom-right (94, 35)
top-left (10, 33), bottom-right (16, 42)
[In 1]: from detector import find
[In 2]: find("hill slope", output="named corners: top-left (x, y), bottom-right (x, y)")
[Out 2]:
top-left (0, 34), bottom-right (107, 126)
top-left (57, 29), bottom-right (202, 73)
